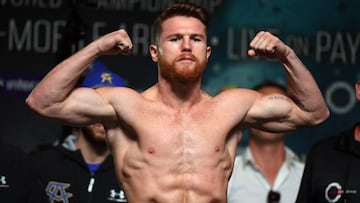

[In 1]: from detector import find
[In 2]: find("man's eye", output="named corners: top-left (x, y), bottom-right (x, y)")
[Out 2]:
top-left (191, 37), bottom-right (202, 42)
top-left (170, 37), bottom-right (180, 42)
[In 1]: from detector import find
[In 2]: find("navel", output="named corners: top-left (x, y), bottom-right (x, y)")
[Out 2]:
top-left (215, 146), bottom-right (220, 152)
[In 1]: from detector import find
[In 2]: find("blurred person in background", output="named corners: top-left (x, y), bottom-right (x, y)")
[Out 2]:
top-left (0, 141), bottom-right (29, 203)
top-left (228, 81), bottom-right (304, 203)
top-left (296, 80), bottom-right (360, 203)
top-left (0, 82), bottom-right (29, 203)
top-left (27, 60), bottom-right (128, 203)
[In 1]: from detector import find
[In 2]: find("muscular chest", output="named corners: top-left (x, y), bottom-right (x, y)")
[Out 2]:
top-left (148, 105), bottom-right (221, 133)
top-left (134, 105), bottom-right (228, 155)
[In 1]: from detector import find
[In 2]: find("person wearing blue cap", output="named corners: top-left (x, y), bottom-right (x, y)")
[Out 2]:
top-left (26, 2), bottom-right (329, 203)
top-left (27, 61), bottom-right (128, 203)
top-left (81, 60), bottom-right (127, 88)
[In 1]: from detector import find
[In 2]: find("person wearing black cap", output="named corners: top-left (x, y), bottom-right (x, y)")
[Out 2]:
top-left (27, 60), bottom-right (128, 203)
top-left (296, 80), bottom-right (360, 203)
top-left (26, 2), bottom-right (329, 203)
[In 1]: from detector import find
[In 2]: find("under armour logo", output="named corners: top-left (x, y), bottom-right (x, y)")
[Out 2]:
top-left (0, 176), bottom-right (9, 187)
top-left (46, 181), bottom-right (73, 203)
top-left (101, 73), bottom-right (113, 84)
top-left (108, 189), bottom-right (127, 202)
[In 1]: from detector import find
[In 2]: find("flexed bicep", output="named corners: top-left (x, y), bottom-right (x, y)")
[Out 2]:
top-left (245, 93), bottom-right (301, 132)
top-left (54, 87), bottom-right (117, 125)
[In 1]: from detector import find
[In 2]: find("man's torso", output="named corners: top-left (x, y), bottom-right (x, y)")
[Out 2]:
top-left (105, 89), bottom-right (250, 203)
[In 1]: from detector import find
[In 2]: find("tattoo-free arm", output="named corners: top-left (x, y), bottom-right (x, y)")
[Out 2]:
top-left (26, 29), bottom-right (132, 124)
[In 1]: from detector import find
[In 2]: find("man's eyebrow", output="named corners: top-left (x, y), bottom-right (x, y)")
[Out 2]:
top-left (190, 33), bottom-right (205, 39)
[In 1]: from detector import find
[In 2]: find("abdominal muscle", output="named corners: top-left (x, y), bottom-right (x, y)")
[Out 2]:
top-left (107, 127), bottom-right (236, 203)
top-left (123, 164), bottom-right (228, 203)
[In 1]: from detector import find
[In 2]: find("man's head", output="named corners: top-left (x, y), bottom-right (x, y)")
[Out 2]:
top-left (150, 2), bottom-right (211, 84)
top-left (249, 81), bottom-right (287, 143)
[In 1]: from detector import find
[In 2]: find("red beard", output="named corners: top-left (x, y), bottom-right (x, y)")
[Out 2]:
top-left (159, 53), bottom-right (206, 83)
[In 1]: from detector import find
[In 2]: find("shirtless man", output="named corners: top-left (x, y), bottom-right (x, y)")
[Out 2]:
top-left (26, 2), bottom-right (329, 203)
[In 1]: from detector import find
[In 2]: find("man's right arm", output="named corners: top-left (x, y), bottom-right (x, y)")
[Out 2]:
top-left (26, 29), bottom-right (133, 124)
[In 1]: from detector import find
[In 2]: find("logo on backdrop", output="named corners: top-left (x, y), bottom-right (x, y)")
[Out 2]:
top-left (326, 81), bottom-right (357, 114)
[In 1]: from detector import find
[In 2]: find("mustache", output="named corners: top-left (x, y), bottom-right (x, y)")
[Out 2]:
top-left (175, 53), bottom-right (196, 61)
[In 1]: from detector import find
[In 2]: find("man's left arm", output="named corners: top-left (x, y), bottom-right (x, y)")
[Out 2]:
top-left (248, 31), bottom-right (329, 127)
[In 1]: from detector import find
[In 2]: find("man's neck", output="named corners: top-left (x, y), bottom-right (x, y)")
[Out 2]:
top-left (249, 141), bottom-right (286, 186)
top-left (76, 136), bottom-right (110, 164)
top-left (155, 81), bottom-right (204, 108)
top-left (249, 141), bottom-right (285, 164)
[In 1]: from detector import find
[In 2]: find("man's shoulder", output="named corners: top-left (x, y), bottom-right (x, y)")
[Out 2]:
top-left (234, 146), bottom-right (246, 157)
top-left (215, 87), bottom-right (256, 99)
top-left (284, 146), bottom-right (304, 166)
top-left (315, 135), bottom-right (338, 145)
top-left (232, 147), bottom-right (248, 167)
top-left (0, 142), bottom-right (26, 159)
top-left (28, 144), bottom-right (68, 161)
top-left (312, 131), bottom-right (346, 149)
top-left (307, 132), bottom-right (347, 160)
top-left (316, 125), bottom-right (354, 145)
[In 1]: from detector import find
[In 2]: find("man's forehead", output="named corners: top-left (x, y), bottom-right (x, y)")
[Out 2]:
top-left (161, 16), bottom-right (206, 34)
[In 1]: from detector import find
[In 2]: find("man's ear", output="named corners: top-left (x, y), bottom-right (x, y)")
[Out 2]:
top-left (149, 45), bottom-right (159, 62)
top-left (356, 81), bottom-right (360, 101)
top-left (206, 46), bottom-right (211, 60)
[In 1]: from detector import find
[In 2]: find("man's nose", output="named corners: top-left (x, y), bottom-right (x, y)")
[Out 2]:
top-left (181, 37), bottom-right (191, 52)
